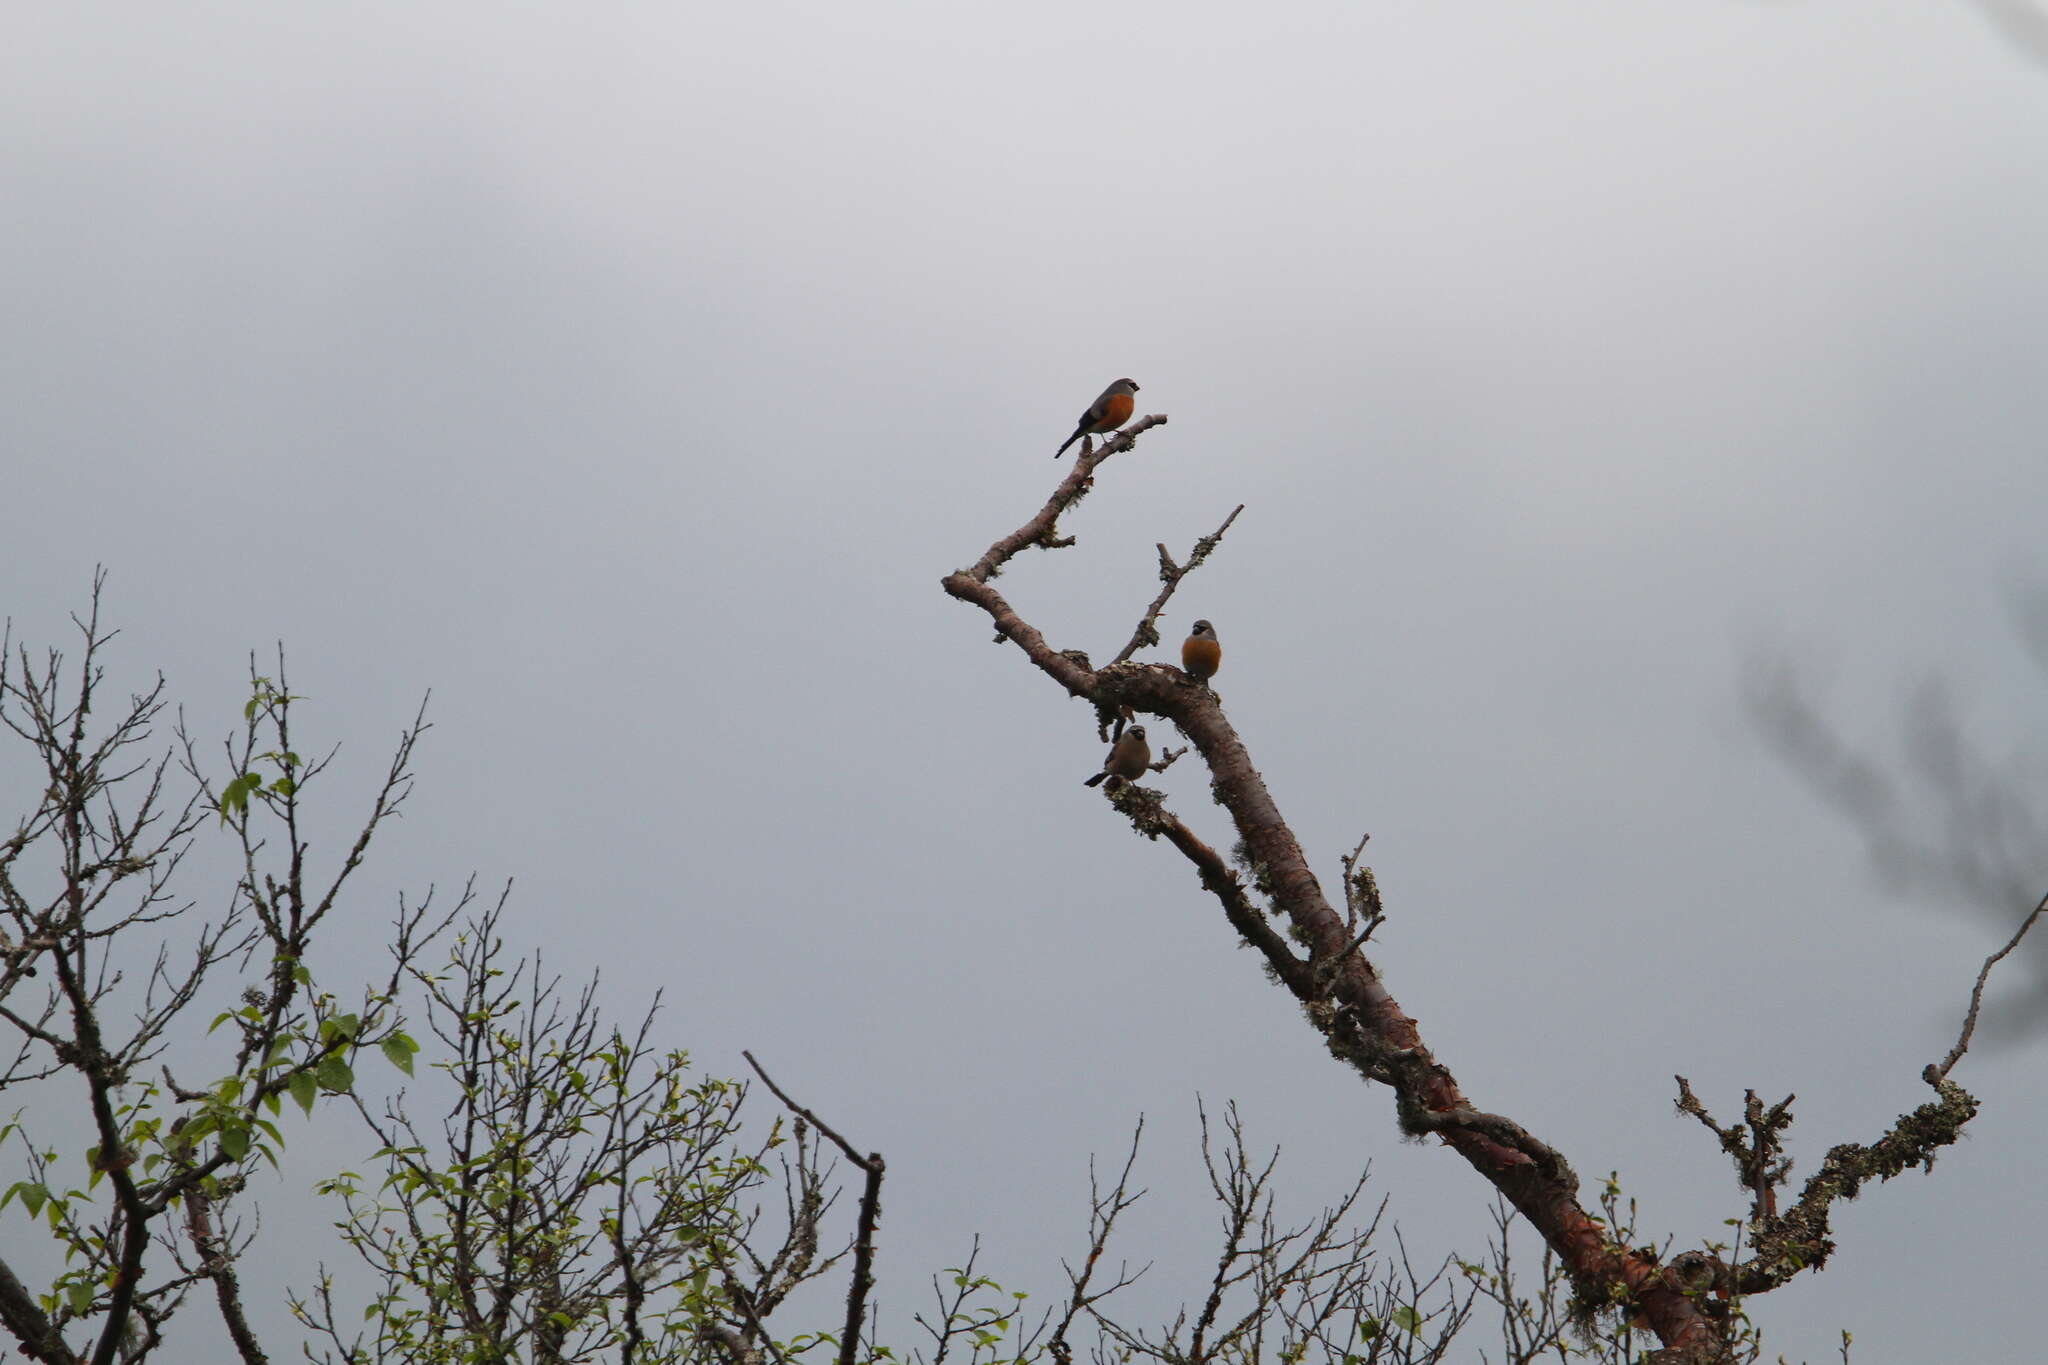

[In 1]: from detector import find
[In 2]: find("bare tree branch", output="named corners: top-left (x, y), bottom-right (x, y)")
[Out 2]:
top-left (183, 1184), bottom-right (265, 1365)
top-left (1933, 888), bottom-right (2048, 1079)
top-left (942, 425), bottom-right (1835, 1362)
top-left (744, 1051), bottom-right (884, 1365)
top-left (1046, 1122), bottom-right (1148, 1365)
top-left (1108, 505), bottom-right (1245, 667)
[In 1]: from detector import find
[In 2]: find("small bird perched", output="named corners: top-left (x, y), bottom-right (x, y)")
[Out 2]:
top-left (1181, 619), bottom-right (1221, 686)
top-left (1054, 378), bottom-right (1141, 459)
top-left (1082, 725), bottom-right (1151, 788)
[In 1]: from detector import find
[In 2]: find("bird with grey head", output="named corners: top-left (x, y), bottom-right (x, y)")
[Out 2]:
top-left (1054, 378), bottom-right (1141, 459)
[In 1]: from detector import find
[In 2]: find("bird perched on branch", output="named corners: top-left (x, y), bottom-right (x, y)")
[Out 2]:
top-left (1083, 726), bottom-right (1150, 788)
top-left (1054, 378), bottom-right (1140, 458)
top-left (1181, 620), bottom-right (1221, 686)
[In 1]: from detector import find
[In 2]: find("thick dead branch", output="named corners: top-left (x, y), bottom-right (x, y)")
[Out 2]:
top-left (942, 432), bottom-right (1753, 1362)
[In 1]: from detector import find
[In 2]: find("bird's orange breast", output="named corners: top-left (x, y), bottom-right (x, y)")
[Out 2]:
top-left (1099, 390), bottom-right (1135, 431)
top-left (1182, 637), bottom-right (1221, 679)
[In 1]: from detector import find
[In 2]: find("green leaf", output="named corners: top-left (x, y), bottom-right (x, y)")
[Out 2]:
top-left (66, 1281), bottom-right (93, 1315)
top-left (381, 1036), bottom-right (417, 1076)
top-left (217, 772), bottom-right (264, 825)
top-left (288, 1070), bottom-right (318, 1115)
top-left (1391, 1306), bottom-right (1422, 1334)
top-left (220, 1125), bottom-right (251, 1161)
top-left (316, 1055), bottom-right (355, 1094)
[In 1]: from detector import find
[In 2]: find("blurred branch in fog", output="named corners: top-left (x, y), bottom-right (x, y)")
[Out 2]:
top-left (1745, 635), bottom-right (2048, 1044)
top-left (1965, 0), bottom-right (2048, 67)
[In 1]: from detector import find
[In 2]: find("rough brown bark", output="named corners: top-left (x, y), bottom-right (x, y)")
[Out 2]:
top-left (0, 1257), bottom-right (78, 1365)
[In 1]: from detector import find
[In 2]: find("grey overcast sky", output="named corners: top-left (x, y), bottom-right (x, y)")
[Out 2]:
top-left (4, 1), bottom-right (2047, 1360)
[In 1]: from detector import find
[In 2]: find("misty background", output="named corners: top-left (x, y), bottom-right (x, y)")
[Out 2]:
top-left (4, 2), bottom-right (2046, 1360)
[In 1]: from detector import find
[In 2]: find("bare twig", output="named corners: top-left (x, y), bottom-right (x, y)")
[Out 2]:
top-left (1109, 505), bottom-right (1246, 667)
top-left (743, 1052), bottom-right (884, 1365)
top-left (1932, 888), bottom-right (2048, 1080)
top-left (707, 1257), bottom-right (794, 1365)
top-left (1046, 1122), bottom-right (1148, 1365)
top-left (1336, 835), bottom-right (1386, 952)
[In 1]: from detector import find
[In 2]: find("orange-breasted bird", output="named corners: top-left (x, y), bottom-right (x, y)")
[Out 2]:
top-left (1082, 726), bottom-right (1151, 787)
top-left (1054, 378), bottom-right (1140, 458)
top-left (1181, 620), bottom-right (1221, 686)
